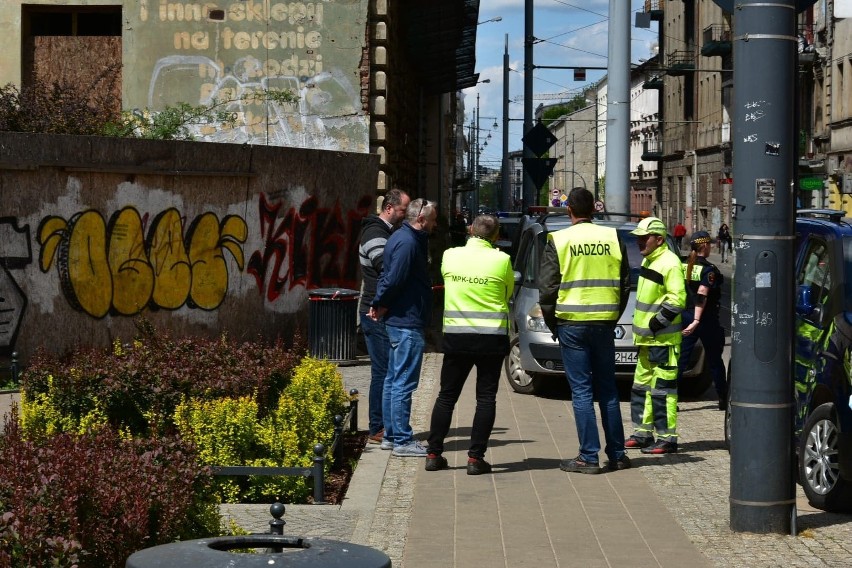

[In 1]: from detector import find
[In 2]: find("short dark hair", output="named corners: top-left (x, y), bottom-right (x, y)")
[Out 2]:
top-left (566, 187), bottom-right (594, 217)
top-left (383, 188), bottom-right (408, 209)
top-left (471, 214), bottom-right (499, 240)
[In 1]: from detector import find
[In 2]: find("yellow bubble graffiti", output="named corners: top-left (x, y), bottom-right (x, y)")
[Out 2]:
top-left (148, 208), bottom-right (192, 310)
top-left (109, 208), bottom-right (154, 315)
top-left (37, 207), bottom-right (247, 317)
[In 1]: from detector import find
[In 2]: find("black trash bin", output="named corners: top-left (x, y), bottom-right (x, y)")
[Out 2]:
top-left (308, 288), bottom-right (359, 363)
top-left (126, 535), bottom-right (391, 567)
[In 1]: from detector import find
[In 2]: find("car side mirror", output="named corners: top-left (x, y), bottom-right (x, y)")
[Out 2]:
top-left (795, 284), bottom-right (815, 316)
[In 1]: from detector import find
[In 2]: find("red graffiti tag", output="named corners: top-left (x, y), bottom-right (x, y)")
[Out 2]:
top-left (247, 193), bottom-right (371, 301)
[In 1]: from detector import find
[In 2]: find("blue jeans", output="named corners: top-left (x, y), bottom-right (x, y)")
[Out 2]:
top-left (360, 313), bottom-right (389, 436)
top-left (383, 325), bottom-right (426, 446)
top-left (557, 324), bottom-right (626, 463)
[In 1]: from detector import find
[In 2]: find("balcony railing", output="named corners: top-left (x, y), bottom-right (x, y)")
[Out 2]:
top-left (643, 75), bottom-right (663, 90)
top-left (642, 139), bottom-right (663, 161)
top-left (667, 50), bottom-right (695, 75)
top-left (701, 24), bottom-right (732, 57)
top-left (644, 0), bottom-right (665, 21)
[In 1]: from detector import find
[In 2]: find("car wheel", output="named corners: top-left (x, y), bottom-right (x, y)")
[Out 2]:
top-left (504, 336), bottom-right (539, 394)
top-left (798, 403), bottom-right (852, 512)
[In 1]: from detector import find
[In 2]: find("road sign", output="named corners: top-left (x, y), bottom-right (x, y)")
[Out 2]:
top-left (522, 123), bottom-right (557, 157)
top-left (522, 157), bottom-right (558, 189)
top-left (594, 200), bottom-right (605, 212)
top-left (551, 189), bottom-right (559, 197)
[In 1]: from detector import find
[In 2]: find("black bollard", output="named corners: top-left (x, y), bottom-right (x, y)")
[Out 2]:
top-left (312, 444), bottom-right (326, 504)
top-left (267, 502), bottom-right (286, 553)
top-left (349, 388), bottom-right (359, 433)
top-left (10, 352), bottom-right (18, 384)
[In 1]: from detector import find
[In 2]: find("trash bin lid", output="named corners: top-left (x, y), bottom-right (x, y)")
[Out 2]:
top-left (308, 288), bottom-right (360, 300)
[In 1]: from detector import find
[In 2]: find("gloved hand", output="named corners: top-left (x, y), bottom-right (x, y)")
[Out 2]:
top-left (648, 314), bottom-right (667, 335)
top-left (544, 314), bottom-right (559, 340)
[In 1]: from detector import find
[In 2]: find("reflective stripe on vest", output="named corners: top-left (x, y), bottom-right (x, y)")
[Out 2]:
top-left (550, 224), bottom-right (622, 322)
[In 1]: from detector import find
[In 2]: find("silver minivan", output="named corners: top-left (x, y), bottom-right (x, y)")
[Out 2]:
top-left (503, 211), bottom-right (712, 397)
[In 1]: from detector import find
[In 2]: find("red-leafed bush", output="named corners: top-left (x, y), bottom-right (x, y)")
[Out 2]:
top-left (0, 414), bottom-right (220, 568)
top-left (20, 319), bottom-right (305, 438)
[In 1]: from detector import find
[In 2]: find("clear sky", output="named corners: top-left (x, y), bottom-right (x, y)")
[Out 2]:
top-left (467, 0), bottom-right (659, 172)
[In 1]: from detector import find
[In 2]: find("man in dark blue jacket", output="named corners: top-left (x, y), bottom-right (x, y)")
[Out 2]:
top-left (369, 197), bottom-right (437, 457)
top-left (358, 189), bottom-right (410, 444)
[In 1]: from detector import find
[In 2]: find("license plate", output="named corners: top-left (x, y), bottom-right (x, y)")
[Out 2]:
top-left (615, 351), bottom-right (638, 364)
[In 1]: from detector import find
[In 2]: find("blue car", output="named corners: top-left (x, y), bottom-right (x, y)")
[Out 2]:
top-left (789, 209), bottom-right (852, 512)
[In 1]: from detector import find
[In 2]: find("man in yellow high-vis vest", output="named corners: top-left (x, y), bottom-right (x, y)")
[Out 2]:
top-left (425, 214), bottom-right (514, 475)
top-left (627, 217), bottom-right (686, 454)
top-left (539, 187), bottom-right (631, 474)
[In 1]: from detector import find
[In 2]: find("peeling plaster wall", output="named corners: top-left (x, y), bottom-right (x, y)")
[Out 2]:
top-left (0, 132), bottom-right (379, 361)
top-left (0, 1), bottom-right (370, 152)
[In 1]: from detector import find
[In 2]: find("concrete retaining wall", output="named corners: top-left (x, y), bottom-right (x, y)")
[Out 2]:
top-left (0, 131), bottom-right (378, 362)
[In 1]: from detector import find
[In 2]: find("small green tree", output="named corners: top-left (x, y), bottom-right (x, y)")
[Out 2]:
top-left (102, 90), bottom-right (298, 140)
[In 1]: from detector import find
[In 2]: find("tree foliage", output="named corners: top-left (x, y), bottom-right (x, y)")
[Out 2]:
top-left (540, 94), bottom-right (590, 126)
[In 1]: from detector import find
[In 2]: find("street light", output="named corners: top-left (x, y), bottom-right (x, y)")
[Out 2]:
top-left (478, 16), bottom-right (502, 25)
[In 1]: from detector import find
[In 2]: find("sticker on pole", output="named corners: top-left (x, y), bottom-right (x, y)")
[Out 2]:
top-left (594, 200), bottom-right (605, 212)
top-left (755, 179), bottom-right (776, 205)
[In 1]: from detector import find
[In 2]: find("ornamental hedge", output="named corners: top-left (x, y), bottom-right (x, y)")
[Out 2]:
top-left (3, 321), bottom-right (351, 566)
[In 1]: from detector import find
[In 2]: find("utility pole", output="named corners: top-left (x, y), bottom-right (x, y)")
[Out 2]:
top-left (474, 93), bottom-right (480, 216)
top-left (720, 0), bottom-right (815, 534)
top-left (571, 132), bottom-right (575, 189)
top-left (604, 0), bottom-right (630, 213)
top-left (522, 0), bottom-right (535, 209)
top-left (502, 34), bottom-right (510, 211)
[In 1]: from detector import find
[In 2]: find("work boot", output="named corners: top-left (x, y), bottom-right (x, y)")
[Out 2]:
top-left (467, 457), bottom-right (492, 475)
top-left (425, 453), bottom-right (448, 471)
top-left (559, 456), bottom-right (602, 474)
top-left (640, 440), bottom-right (678, 454)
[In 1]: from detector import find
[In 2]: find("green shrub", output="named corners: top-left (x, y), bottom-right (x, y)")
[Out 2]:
top-left (0, 414), bottom-right (219, 568)
top-left (175, 357), bottom-right (348, 503)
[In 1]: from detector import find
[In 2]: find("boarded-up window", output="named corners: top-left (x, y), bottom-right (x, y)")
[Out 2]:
top-left (22, 6), bottom-right (122, 114)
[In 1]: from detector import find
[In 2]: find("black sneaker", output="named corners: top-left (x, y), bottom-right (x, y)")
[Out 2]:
top-left (467, 458), bottom-right (492, 475)
top-left (606, 455), bottom-right (631, 471)
top-left (640, 440), bottom-right (678, 454)
top-left (425, 453), bottom-right (448, 471)
top-left (625, 435), bottom-right (654, 449)
top-left (559, 456), bottom-right (602, 474)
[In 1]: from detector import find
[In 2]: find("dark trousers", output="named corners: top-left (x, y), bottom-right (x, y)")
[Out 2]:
top-left (427, 352), bottom-right (502, 459)
top-left (678, 311), bottom-right (727, 399)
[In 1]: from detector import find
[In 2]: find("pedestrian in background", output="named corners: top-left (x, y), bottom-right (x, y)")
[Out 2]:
top-left (358, 188), bottom-right (411, 444)
top-left (673, 221), bottom-right (686, 251)
top-left (626, 217), bottom-right (686, 455)
top-left (539, 187), bottom-right (631, 473)
top-left (679, 231), bottom-right (727, 410)
top-left (370, 198), bottom-right (437, 457)
top-left (717, 223), bottom-right (732, 263)
top-left (425, 214), bottom-right (514, 475)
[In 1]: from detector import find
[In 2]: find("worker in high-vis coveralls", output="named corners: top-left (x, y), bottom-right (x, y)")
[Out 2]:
top-left (626, 217), bottom-right (686, 454)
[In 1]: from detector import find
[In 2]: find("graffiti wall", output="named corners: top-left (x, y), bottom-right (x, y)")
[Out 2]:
top-left (0, 132), bottom-right (378, 361)
top-left (123, 0), bottom-right (370, 151)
